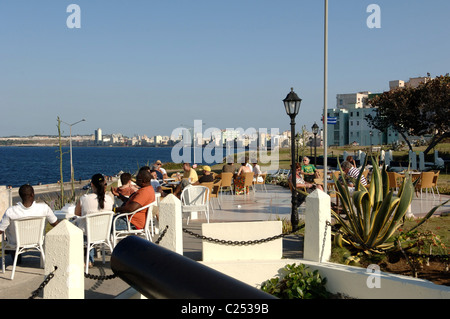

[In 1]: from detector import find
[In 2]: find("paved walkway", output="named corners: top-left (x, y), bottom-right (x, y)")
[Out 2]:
top-left (1, 184), bottom-right (448, 299)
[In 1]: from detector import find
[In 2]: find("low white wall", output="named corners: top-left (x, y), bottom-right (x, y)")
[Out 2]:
top-left (201, 259), bottom-right (450, 299)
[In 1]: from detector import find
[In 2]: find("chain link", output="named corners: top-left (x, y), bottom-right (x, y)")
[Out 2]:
top-left (182, 223), bottom-right (305, 246)
top-left (320, 221), bottom-right (332, 263)
top-left (29, 267), bottom-right (58, 299)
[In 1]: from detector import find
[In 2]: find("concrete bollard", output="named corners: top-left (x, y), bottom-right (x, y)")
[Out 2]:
top-left (44, 220), bottom-right (84, 299)
top-left (0, 186), bottom-right (12, 221)
top-left (304, 189), bottom-right (331, 263)
top-left (158, 194), bottom-right (183, 255)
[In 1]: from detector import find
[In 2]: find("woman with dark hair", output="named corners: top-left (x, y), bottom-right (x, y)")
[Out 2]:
top-left (75, 173), bottom-right (114, 266)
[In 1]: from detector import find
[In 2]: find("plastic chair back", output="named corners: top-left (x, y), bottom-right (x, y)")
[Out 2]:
top-left (85, 212), bottom-right (114, 244)
top-left (14, 217), bottom-right (46, 247)
top-left (220, 172), bottom-right (233, 188)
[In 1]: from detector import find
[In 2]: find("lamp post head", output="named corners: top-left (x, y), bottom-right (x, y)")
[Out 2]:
top-left (312, 122), bottom-right (319, 135)
top-left (283, 88), bottom-right (302, 118)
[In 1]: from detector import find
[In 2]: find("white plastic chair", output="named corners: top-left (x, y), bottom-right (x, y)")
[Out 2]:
top-left (1, 216), bottom-right (46, 280)
top-left (181, 186), bottom-right (210, 224)
top-left (77, 212), bottom-right (114, 274)
top-left (112, 201), bottom-right (157, 247)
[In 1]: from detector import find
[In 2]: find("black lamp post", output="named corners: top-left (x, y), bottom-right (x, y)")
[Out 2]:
top-left (283, 88), bottom-right (302, 232)
top-left (311, 122), bottom-right (319, 166)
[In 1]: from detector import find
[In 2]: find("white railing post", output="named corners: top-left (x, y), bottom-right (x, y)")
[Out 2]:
top-left (303, 189), bottom-right (331, 262)
top-left (0, 186), bottom-right (10, 221)
top-left (44, 220), bottom-right (84, 299)
top-left (158, 194), bottom-right (183, 255)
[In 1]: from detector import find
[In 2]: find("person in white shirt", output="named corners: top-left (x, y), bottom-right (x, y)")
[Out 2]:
top-left (0, 184), bottom-right (59, 261)
top-left (155, 160), bottom-right (169, 180)
top-left (74, 174), bottom-right (114, 266)
top-left (252, 162), bottom-right (263, 183)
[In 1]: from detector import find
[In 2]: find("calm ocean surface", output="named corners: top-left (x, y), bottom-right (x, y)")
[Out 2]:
top-left (0, 146), bottom-right (224, 187)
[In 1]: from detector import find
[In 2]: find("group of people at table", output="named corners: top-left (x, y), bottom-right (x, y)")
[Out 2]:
top-left (288, 155), bottom-right (368, 193)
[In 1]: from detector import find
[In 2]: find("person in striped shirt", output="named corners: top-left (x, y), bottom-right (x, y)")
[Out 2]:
top-left (341, 161), bottom-right (367, 187)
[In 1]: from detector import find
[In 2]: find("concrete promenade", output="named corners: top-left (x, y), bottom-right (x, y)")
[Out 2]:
top-left (0, 183), bottom-right (448, 299)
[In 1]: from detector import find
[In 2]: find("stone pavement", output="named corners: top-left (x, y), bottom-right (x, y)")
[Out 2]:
top-left (0, 184), bottom-right (448, 299)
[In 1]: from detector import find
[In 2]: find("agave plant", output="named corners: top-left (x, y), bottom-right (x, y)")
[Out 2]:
top-left (331, 157), bottom-right (447, 253)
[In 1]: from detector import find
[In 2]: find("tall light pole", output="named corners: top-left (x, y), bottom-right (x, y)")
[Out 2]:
top-left (283, 88), bottom-right (302, 232)
top-left (323, 0), bottom-right (329, 191)
top-left (62, 118), bottom-right (86, 200)
top-left (312, 122), bottom-right (319, 166)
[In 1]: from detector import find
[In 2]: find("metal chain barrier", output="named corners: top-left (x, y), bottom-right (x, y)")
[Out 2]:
top-left (182, 223), bottom-right (305, 246)
top-left (29, 267), bottom-right (58, 299)
top-left (29, 225), bottom-right (170, 299)
top-left (320, 221), bottom-right (332, 263)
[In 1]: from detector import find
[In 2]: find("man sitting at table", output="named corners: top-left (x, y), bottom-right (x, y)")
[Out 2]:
top-left (182, 162), bottom-right (198, 184)
top-left (341, 160), bottom-right (367, 187)
top-left (173, 162), bottom-right (199, 197)
top-left (155, 160), bottom-right (169, 180)
top-left (195, 165), bottom-right (214, 184)
top-left (114, 169), bottom-right (155, 230)
top-left (0, 184), bottom-right (59, 263)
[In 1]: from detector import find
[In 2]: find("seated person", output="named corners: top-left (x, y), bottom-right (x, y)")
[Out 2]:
top-left (301, 157), bottom-right (317, 183)
top-left (114, 169), bottom-right (156, 230)
top-left (149, 168), bottom-right (166, 197)
top-left (0, 184), bottom-right (59, 262)
top-left (75, 173), bottom-right (114, 266)
top-left (341, 160), bottom-right (368, 187)
top-left (195, 165), bottom-right (214, 184)
top-left (289, 163), bottom-right (323, 193)
top-left (182, 162), bottom-right (198, 183)
top-left (174, 162), bottom-right (199, 197)
top-left (222, 162), bottom-right (235, 173)
top-left (234, 163), bottom-right (252, 195)
top-left (155, 160), bottom-right (169, 180)
top-left (111, 172), bottom-right (139, 203)
top-left (252, 161), bottom-right (264, 183)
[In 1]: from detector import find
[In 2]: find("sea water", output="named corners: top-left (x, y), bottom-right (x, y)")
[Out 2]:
top-left (0, 146), bottom-right (221, 187)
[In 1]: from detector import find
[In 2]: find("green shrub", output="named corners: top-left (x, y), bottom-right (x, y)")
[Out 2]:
top-left (260, 263), bottom-right (330, 299)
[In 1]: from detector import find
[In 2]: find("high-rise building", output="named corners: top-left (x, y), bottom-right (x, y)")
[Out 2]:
top-left (95, 128), bottom-right (102, 145)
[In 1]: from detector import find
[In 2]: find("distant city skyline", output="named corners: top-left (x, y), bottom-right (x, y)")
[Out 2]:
top-left (1, 1), bottom-right (449, 138)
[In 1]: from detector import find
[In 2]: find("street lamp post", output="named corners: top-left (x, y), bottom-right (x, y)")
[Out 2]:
top-left (311, 122), bottom-right (319, 166)
top-left (62, 118), bottom-right (86, 200)
top-left (283, 88), bottom-right (302, 232)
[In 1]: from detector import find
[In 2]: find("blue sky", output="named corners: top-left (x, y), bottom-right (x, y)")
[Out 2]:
top-left (0, 1), bottom-right (448, 138)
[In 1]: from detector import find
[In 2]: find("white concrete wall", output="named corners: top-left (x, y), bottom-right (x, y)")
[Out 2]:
top-left (202, 221), bottom-right (282, 262)
top-left (202, 259), bottom-right (450, 299)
